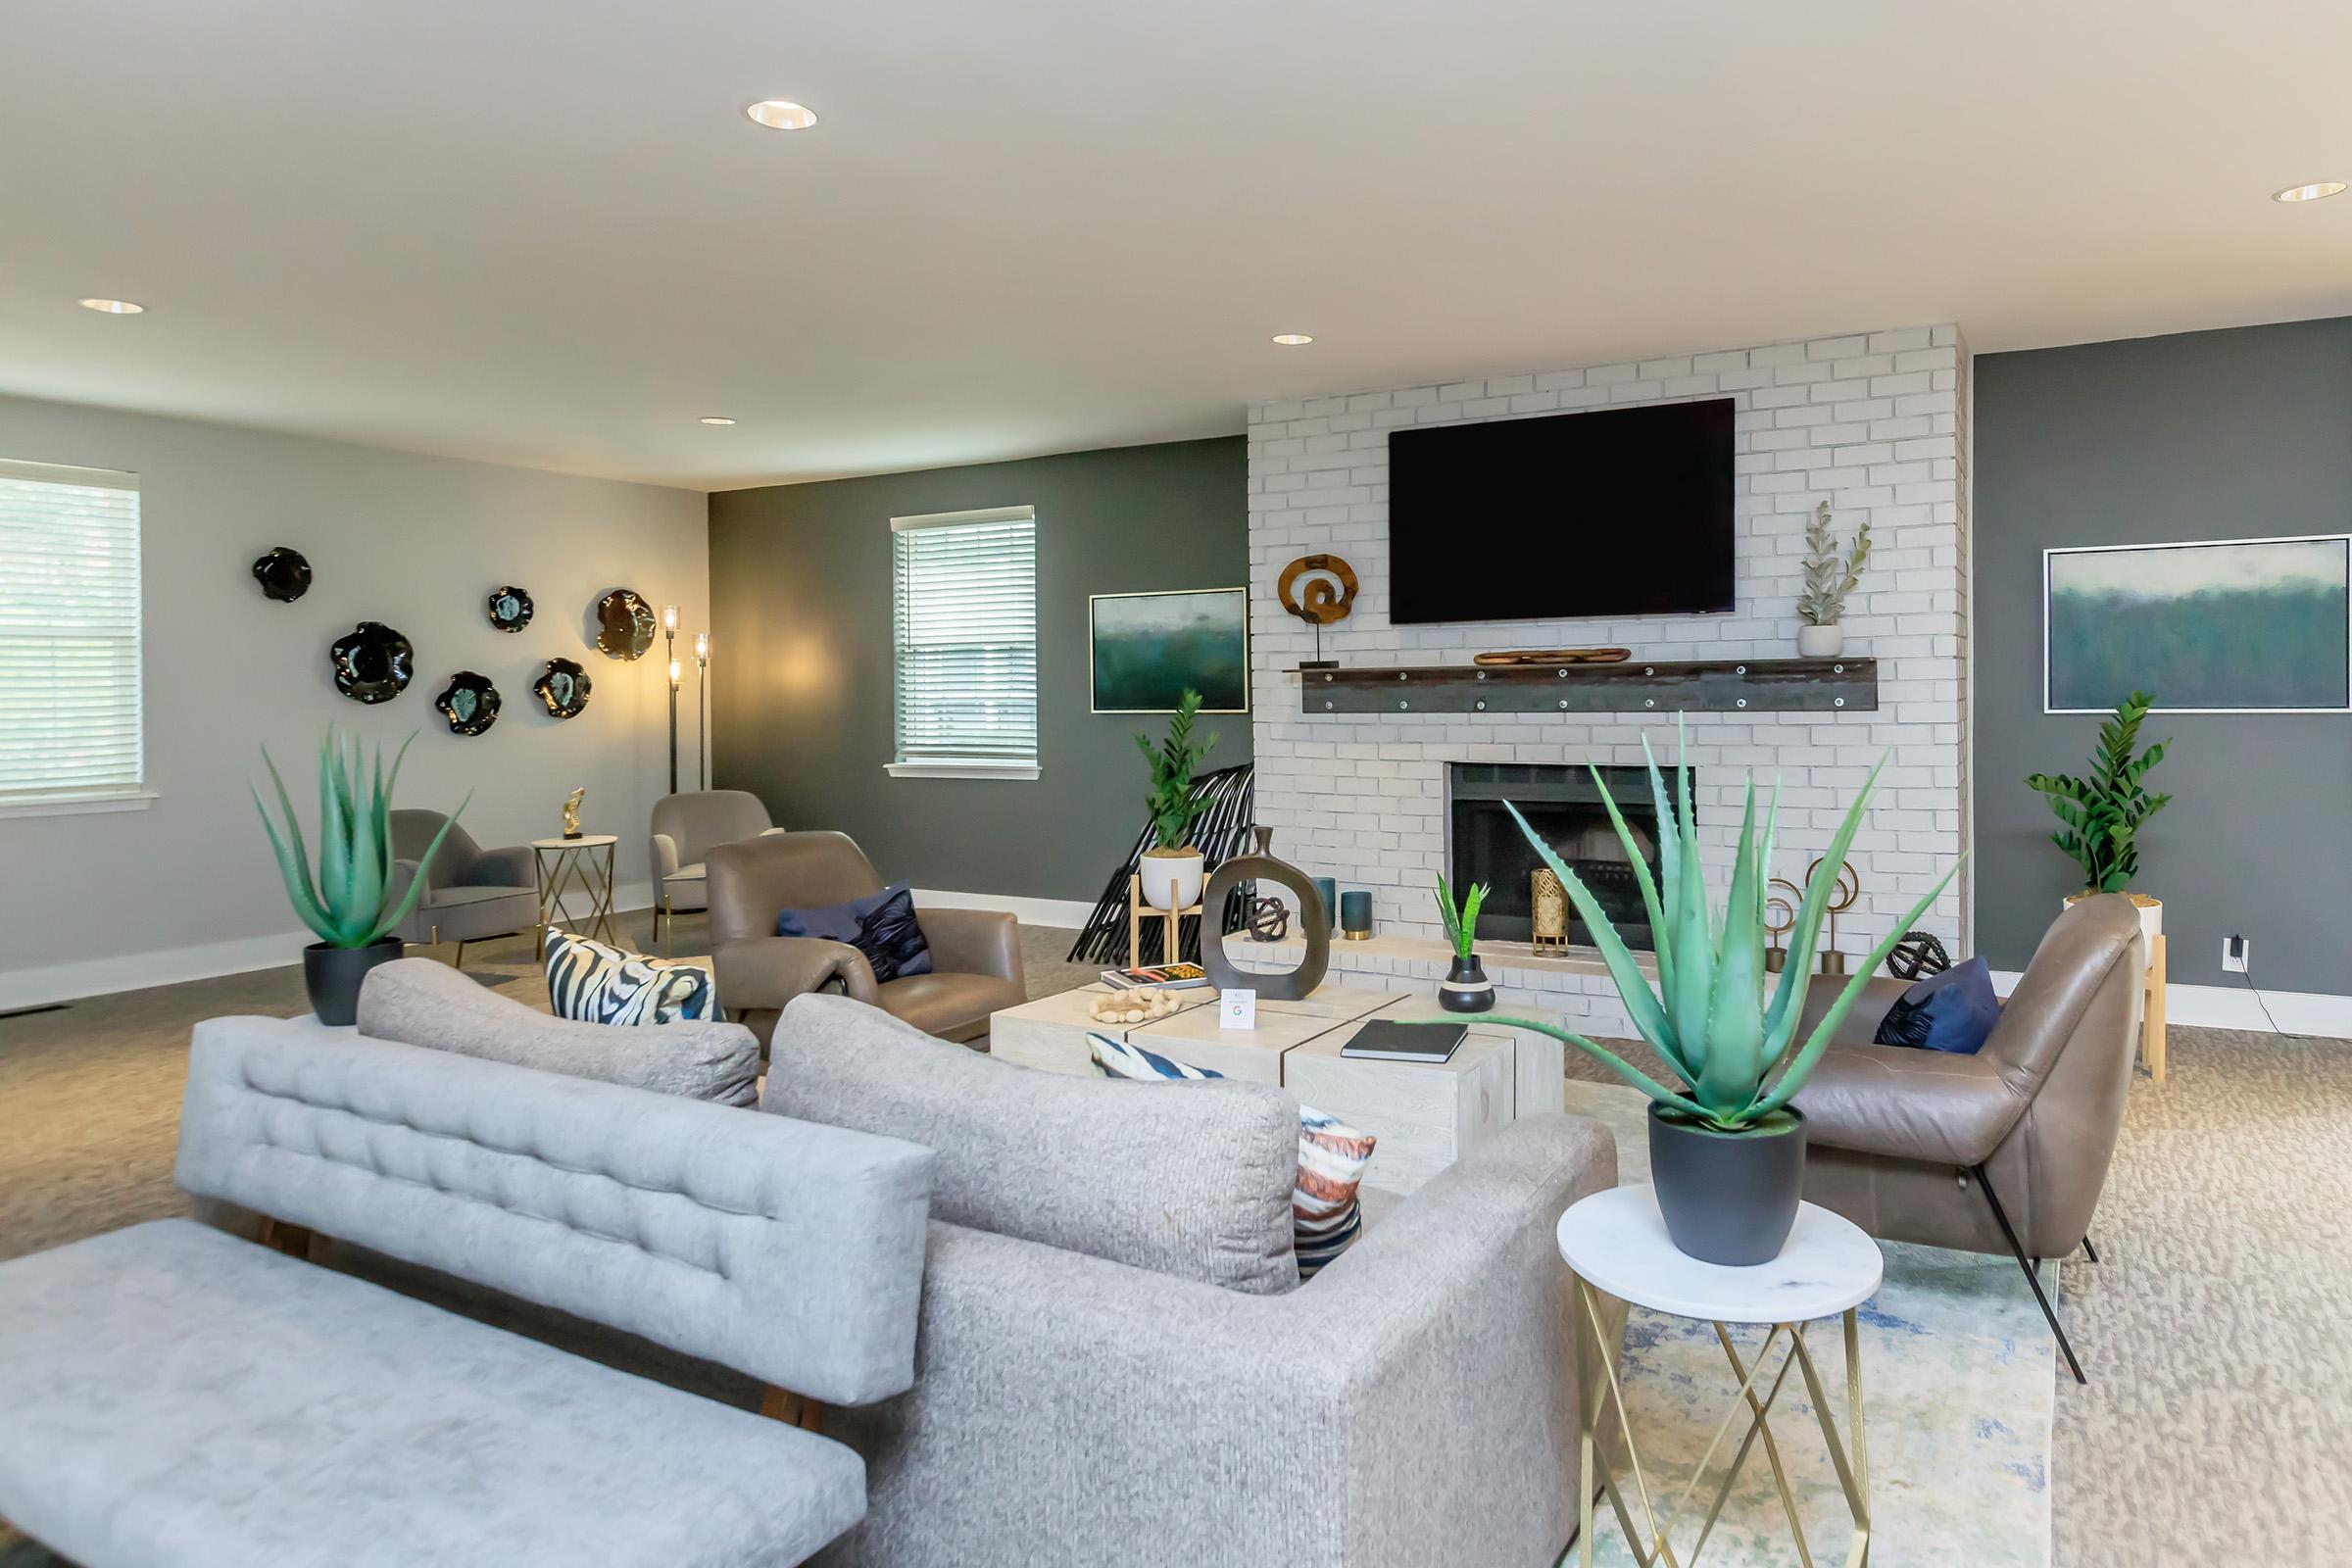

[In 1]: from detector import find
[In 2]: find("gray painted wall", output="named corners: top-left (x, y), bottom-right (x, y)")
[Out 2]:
top-left (0, 393), bottom-right (708, 1004)
top-left (1974, 318), bottom-right (2352, 993)
top-left (708, 436), bottom-right (1250, 904)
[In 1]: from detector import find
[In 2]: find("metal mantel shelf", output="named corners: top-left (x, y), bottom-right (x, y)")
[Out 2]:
top-left (1294, 658), bottom-right (1878, 715)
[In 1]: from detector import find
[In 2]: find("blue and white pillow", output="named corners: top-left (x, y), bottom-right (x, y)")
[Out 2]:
top-left (1089, 1034), bottom-right (1376, 1280)
top-left (545, 928), bottom-right (715, 1025)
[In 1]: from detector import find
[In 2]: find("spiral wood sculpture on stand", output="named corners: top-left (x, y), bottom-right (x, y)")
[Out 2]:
top-left (1276, 554), bottom-right (1358, 669)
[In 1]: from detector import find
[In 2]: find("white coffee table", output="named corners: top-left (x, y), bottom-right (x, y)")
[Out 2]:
top-left (1555, 1187), bottom-right (1883, 1566)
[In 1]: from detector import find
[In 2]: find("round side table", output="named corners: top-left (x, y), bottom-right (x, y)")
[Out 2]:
top-left (530, 834), bottom-right (620, 949)
top-left (1556, 1186), bottom-right (1883, 1566)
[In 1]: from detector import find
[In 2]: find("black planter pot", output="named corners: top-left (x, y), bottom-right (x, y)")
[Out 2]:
top-left (1646, 1103), bottom-right (1807, 1265)
top-left (1438, 953), bottom-right (1495, 1013)
top-left (303, 938), bottom-right (404, 1026)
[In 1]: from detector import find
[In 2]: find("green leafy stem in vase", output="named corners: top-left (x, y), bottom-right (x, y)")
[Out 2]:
top-left (2025, 689), bottom-right (2170, 895)
top-left (1434, 873), bottom-right (1490, 962)
top-left (1480, 717), bottom-right (1960, 1135)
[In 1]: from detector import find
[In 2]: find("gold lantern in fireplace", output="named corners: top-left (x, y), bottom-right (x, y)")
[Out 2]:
top-left (1530, 868), bottom-right (1569, 952)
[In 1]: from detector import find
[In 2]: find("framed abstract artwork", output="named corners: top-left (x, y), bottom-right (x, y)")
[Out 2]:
top-left (2043, 535), bottom-right (2352, 713)
top-left (1089, 587), bottom-right (1250, 713)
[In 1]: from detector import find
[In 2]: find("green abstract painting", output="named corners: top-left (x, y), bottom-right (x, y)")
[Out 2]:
top-left (1090, 588), bottom-right (1250, 712)
top-left (2045, 536), bottom-right (2350, 711)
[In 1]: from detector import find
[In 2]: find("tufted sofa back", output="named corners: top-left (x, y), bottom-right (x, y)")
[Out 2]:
top-left (173, 1015), bottom-right (934, 1404)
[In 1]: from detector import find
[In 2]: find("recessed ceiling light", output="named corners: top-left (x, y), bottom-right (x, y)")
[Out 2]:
top-left (699, 416), bottom-right (737, 426)
top-left (77, 298), bottom-right (144, 315)
top-left (746, 100), bottom-right (818, 131)
top-left (1272, 332), bottom-right (1314, 346)
top-left (2273, 181), bottom-right (2346, 203)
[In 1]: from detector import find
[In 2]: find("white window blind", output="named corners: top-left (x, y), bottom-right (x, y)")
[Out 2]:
top-left (891, 506), bottom-right (1038, 775)
top-left (0, 461), bottom-right (145, 807)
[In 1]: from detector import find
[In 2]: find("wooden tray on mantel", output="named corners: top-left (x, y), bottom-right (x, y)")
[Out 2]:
top-left (1472, 648), bottom-right (1630, 666)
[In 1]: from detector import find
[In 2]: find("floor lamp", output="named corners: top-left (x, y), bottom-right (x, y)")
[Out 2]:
top-left (661, 604), bottom-right (679, 795)
top-left (694, 632), bottom-right (710, 791)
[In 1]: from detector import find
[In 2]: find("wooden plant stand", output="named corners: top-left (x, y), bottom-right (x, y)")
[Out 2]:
top-left (1127, 874), bottom-right (1202, 968)
top-left (2140, 933), bottom-right (2168, 1084)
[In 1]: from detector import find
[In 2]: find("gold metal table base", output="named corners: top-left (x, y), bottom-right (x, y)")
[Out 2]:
top-left (534, 840), bottom-right (620, 949)
top-left (1575, 1278), bottom-right (1871, 1567)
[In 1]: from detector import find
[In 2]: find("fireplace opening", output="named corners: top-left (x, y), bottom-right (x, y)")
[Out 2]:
top-left (1447, 763), bottom-right (1687, 951)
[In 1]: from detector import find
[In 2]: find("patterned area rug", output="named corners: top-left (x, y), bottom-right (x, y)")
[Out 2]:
top-left (1562, 1081), bottom-right (2053, 1568)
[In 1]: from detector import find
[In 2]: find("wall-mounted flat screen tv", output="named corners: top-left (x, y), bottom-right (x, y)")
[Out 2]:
top-left (1387, 397), bottom-right (1736, 624)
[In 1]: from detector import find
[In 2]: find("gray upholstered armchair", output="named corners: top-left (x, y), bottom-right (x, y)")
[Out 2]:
top-left (387, 809), bottom-right (540, 968)
top-left (649, 790), bottom-right (779, 952)
top-left (708, 830), bottom-right (1026, 1046)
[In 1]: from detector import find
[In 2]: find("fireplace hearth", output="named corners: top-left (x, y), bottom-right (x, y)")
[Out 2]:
top-left (1447, 763), bottom-right (1684, 950)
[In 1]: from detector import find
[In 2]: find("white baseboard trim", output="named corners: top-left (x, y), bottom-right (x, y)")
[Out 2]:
top-left (1988, 969), bottom-right (2352, 1040)
top-left (0, 883), bottom-right (656, 1013)
top-left (912, 887), bottom-right (1097, 931)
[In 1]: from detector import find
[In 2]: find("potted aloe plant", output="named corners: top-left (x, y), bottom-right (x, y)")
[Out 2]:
top-left (1433, 873), bottom-right (1494, 1012)
top-left (1134, 688), bottom-right (1216, 911)
top-left (254, 726), bottom-right (465, 1025)
top-left (1490, 722), bottom-right (1958, 1265)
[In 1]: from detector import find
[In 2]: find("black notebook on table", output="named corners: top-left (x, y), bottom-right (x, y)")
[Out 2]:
top-left (1339, 1019), bottom-right (1468, 1063)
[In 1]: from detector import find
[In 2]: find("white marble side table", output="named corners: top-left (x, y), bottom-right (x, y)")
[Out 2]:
top-left (530, 833), bottom-right (620, 948)
top-left (1555, 1186), bottom-right (1884, 1566)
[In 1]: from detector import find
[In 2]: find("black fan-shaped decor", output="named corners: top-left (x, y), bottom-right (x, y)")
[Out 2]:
top-left (594, 589), bottom-right (656, 660)
top-left (251, 548), bottom-right (312, 603)
top-left (329, 621), bottom-right (414, 703)
top-left (486, 585), bottom-right (533, 633)
top-left (435, 671), bottom-right (501, 736)
top-left (534, 658), bottom-right (592, 718)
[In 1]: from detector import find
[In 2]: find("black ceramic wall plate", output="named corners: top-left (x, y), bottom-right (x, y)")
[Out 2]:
top-left (435, 670), bottom-right (502, 735)
top-left (534, 657), bottom-right (592, 718)
top-left (486, 585), bottom-right (534, 633)
top-left (329, 621), bottom-right (415, 704)
top-left (594, 588), bottom-right (657, 660)
top-left (252, 548), bottom-right (312, 603)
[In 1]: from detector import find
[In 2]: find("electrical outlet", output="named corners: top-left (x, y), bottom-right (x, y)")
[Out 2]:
top-left (2222, 935), bottom-right (2250, 974)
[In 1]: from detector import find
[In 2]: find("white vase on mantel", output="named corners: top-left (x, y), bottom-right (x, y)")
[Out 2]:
top-left (1796, 623), bottom-right (1844, 659)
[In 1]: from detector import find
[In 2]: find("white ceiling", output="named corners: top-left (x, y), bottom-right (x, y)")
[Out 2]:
top-left (3, 1), bottom-right (2348, 491)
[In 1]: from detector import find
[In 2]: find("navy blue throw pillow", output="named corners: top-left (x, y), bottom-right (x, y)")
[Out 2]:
top-left (776, 882), bottom-right (934, 984)
top-left (1874, 956), bottom-right (2000, 1054)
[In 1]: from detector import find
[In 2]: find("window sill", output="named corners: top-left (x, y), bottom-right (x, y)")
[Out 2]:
top-left (0, 790), bottom-right (159, 820)
top-left (884, 760), bottom-right (1042, 781)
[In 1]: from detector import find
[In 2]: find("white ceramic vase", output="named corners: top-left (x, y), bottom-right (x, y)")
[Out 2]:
top-left (1796, 623), bottom-right (1844, 659)
top-left (1140, 848), bottom-right (1205, 911)
top-left (2064, 890), bottom-right (2162, 960)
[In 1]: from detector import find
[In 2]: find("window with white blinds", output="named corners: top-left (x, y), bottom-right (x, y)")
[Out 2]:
top-left (890, 506), bottom-right (1039, 778)
top-left (0, 461), bottom-right (145, 808)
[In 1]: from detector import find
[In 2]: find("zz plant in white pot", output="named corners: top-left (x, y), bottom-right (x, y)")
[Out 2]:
top-left (1134, 688), bottom-right (1216, 911)
top-left (1488, 721), bottom-right (1958, 1265)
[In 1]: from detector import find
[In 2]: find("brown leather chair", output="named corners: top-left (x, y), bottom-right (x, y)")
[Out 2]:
top-left (1789, 893), bottom-right (2144, 1384)
top-left (707, 830), bottom-right (1026, 1047)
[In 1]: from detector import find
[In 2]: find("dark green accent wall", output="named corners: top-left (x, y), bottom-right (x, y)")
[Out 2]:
top-left (708, 436), bottom-right (1250, 904)
top-left (1974, 318), bottom-right (2352, 992)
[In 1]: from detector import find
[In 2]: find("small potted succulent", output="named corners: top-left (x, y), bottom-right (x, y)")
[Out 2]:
top-left (254, 726), bottom-right (465, 1025)
top-left (1433, 874), bottom-right (1494, 1012)
top-left (1488, 721), bottom-right (1957, 1266)
top-left (1134, 688), bottom-right (1216, 911)
top-left (1796, 501), bottom-right (1871, 658)
top-left (2028, 689), bottom-right (2170, 956)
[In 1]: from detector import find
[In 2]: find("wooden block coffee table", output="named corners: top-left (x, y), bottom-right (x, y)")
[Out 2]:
top-left (986, 983), bottom-right (1216, 1077)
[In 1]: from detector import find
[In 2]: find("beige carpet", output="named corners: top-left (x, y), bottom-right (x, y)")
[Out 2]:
top-left (4, 928), bottom-right (2346, 1564)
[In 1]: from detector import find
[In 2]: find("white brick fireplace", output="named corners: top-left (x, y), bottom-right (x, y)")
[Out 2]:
top-left (1242, 326), bottom-right (1972, 1031)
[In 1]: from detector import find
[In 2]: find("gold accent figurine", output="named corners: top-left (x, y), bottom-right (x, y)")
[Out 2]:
top-left (560, 787), bottom-right (586, 840)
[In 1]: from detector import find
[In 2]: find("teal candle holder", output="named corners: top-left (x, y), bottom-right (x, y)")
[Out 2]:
top-left (1340, 889), bottom-right (1373, 941)
top-left (1313, 877), bottom-right (1338, 932)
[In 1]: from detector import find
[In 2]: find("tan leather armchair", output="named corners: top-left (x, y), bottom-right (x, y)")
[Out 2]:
top-left (707, 830), bottom-right (1026, 1047)
top-left (1789, 893), bottom-right (2144, 1382)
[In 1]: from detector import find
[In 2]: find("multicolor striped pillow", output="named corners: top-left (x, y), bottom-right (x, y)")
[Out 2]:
top-left (545, 928), bottom-right (716, 1025)
top-left (1088, 1033), bottom-right (1376, 1280)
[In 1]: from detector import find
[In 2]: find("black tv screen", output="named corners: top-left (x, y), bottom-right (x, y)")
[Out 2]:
top-left (1387, 397), bottom-right (1736, 624)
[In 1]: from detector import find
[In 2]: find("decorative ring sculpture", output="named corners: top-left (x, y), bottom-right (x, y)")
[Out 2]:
top-left (1200, 827), bottom-right (1330, 1001)
top-left (1276, 554), bottom-right (1359, 625)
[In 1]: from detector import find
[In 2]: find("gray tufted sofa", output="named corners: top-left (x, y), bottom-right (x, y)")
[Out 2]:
top-left (0, 1014), bottom-right (935, 1568)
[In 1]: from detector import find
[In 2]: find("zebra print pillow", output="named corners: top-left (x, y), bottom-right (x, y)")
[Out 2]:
top-left (544, 928), bottom-right (716, 1025)
top-left (1088, 1033), bottom-right (1376, 1280)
